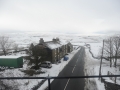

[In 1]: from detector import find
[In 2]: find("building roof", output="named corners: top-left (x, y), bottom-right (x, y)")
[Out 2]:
top-left (0, 56), bottom-right (21, 59)
top-left (44, 41), bottom-right (62, 49)
top-left (38, 38), bottom-right (70, 49)
top-left (59, 41), bottom-right (68, 45)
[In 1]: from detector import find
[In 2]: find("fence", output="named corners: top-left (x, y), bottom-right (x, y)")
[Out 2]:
top-left (0, 75), bottom-right (120, 90)
top-left (108, 71), bottom-right (116, 83)
top-left (101, 77), bottom-right (120, 90)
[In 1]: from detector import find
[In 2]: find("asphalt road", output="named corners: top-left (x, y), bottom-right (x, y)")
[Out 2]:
top-left (50, 47), bottom-right (85, 90)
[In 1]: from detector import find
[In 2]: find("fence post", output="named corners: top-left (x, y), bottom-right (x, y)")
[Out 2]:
top-left (107, 71), bottom-right (109, 75)
top-left (48, 79), bottom-right (51, 90)
top-left (47, 74), bottom-right (51, 90)
top-left (115, 77), bottom-right (116, 84)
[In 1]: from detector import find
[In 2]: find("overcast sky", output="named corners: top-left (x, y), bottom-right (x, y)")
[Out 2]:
top-left (0, 0), bottom-right (120, 35)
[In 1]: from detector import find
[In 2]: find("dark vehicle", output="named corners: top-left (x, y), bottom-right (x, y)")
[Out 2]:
top-left (40, 61), bottom-right (52, 68)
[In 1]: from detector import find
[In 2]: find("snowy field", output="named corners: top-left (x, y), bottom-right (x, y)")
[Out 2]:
top-left (84, 48), bottom-right (105, 90)
top-left (89, 42), bottom-right (102, 57)
top-left (0, 31), bottom-right (104, 49)
top-left (85, 41), bottom-right (120, 90)
top-left (0, 47), bottom-right (80, 90)
top-left (1, 32), bottom-right (118, 90)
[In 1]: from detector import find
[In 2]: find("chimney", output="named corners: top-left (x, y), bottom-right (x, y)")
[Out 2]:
top-left (39, 38), bottom-right (44, 44)
top-left (56, 37), bottom-right (59, 41)
top-left (53, 38), bottom-right (56, 42)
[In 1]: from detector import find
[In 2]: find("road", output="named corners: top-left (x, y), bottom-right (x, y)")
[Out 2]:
top-left (50, 47), bottom-right (85, 90)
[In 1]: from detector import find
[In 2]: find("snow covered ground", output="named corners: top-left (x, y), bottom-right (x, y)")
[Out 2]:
top-left (85, 41), bottom-right (120, 90)
top-left (0, 47), bottom-right (80, 90)
top-left (84, 48), bottom-right (105, 90)
top-left (1, 32), bottom-right (119, 90)
top-left (0, 31), bottom-right (104, 50)
top-left (38, 48), bottom-right (80, 90)
top-left (89, 42), bottom-right (102, 57)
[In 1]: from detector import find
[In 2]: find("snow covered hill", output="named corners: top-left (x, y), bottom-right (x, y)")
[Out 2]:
top-left (0, 31), bottom-right (108, 90)
top-left (0, 31), bottom-right (104, 49)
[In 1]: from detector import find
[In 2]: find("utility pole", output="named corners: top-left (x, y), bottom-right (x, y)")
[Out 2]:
top-left (99, 40), bottom-right (105, 78)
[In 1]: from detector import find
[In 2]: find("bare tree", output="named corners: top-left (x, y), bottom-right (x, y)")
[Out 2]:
top-left (13, 43), bottom-right (19, 52)
top-left (101, 35), bottom-right (120, 68)
top-left (27, 43), bottom-right (48, 70)
top-left (112, 36), bottom-right (120, 67)
top-left (104, 38), bottom-right (113, 67)
top-left (0, 36), bottom-right (12, 56)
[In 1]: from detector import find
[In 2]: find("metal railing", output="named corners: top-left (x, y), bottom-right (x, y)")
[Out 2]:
top-left (0, 75), bottom-right (120, 90)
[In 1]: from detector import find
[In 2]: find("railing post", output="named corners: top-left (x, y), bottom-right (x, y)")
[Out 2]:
top-left (48, 79), bottom-right (51, 90)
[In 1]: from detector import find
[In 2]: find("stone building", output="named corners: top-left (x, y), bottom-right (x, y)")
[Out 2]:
top-left (38, 38), bottom-right (73, 63)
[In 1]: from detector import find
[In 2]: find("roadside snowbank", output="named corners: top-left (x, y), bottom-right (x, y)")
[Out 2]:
top-left (84, 48), bottom-right (105, 90)
top-left (87, 42), bottom-right (120, 89)
top-left (87, 42), bottom-right (102, 58)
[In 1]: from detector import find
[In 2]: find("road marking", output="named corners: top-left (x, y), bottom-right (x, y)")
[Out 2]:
top-left (72, 65), bottom-right (76, 73)
top-left (72, 59), bottom-right (78, 73)
top-left (64, 79), bottom-right (70, 90)
top-left (76, 58), bottom-right (79, 63)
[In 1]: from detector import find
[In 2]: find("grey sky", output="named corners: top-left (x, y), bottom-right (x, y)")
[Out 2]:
top-left (0, 0), bottom-right (120, 34)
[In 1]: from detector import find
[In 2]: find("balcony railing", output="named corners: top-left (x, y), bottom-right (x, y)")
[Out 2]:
top-left (0, 75), bottom-right (120, 90)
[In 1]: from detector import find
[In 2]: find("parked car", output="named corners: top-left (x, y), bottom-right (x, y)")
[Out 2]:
top-left (40, 61), bottom-right (52, 68)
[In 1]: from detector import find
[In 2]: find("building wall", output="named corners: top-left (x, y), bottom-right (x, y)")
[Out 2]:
top-left (59, 47), bottom-right (63, 59)
top-left (38, 42), bottom-right (73, 63)
top-left (52, 49), bottom-right (56, 63)
top-left (67, 43), bottom-right (73, 53)
top-left (45, 48), bottom-right (52, 62)
top-left (62, 45), bottom-right (65, 56)
top-left (65, 45), bottom-right (68, 54)
top-left (46, 44), bottom-right (73, 63)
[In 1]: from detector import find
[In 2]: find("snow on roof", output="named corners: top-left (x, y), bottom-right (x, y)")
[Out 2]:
top-left (45, 41), bottom-right (62, 49)
top-left (59, 41), bottom-right (68, 45)
top-left (0, 56), bottom-right (21, 59)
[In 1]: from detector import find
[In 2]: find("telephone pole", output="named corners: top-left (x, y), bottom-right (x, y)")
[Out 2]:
top-left (99, 40), bottom-right (105, 77)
